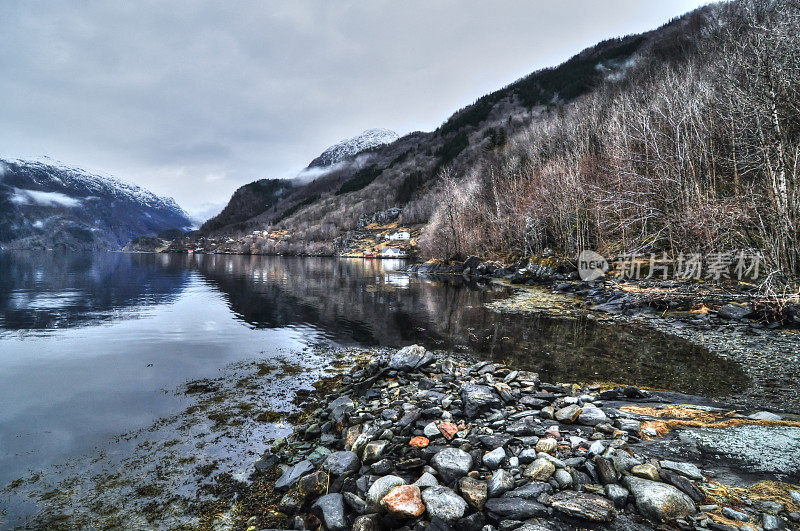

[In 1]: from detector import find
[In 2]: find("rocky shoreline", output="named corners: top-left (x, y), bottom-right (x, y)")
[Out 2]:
top-left (248, 346), bottom-right (800, 531)
top-left (405, 258), bottom-right (800, 414)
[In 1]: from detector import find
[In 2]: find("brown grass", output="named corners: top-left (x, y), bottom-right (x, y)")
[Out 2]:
top-left (621, 405), bottom-right (800, 439)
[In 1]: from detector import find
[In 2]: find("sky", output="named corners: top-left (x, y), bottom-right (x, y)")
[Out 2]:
top-left (0, 0), bottom-right (708, 221)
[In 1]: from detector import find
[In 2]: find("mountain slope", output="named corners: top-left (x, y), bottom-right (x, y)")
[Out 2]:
top-left (202, 3), bottom-right (717, 253)
top-left (0, 159), bottom-right (193, 250)
top-left (199, 179), bottom-right (296, 234)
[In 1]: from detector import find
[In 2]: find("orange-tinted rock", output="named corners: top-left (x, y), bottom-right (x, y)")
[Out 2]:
top-left (410, 436), bottom-right (429, 448)
top-left (438, 422), bottom-right (459, 440)
top-left (380, 485), bottom-right (425, 518)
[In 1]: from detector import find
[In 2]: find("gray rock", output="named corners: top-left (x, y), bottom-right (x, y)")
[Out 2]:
top-left (659, 460), bottom-right (703, 481)
top-left (604, 484), bottom-right (629, 509)
top-left (623, 476), bottom-right (696, 522)
top-left (519, 448), bottom-right (539, 463)
top-left (749, 411), bottom-right (782, 421)
top-left (343, 491), bottom-right (368, 514)
top-left (352, 514), bottom-right (379, 531)
top-left (578, 407), bottom-right (608, 426)
top-left (421, 485), bottom-right (467, 522)
top-left (274, 460), bottom-right (314, 490)
top-left (718, 303), bottom-right (751, 320)
top-left (459, 383), bottom-right (502, 419)
top-left (322, 451), bottom-right (360, 477)
top-left (616, 418), bottom-right (642, 433)
top-left (362, 440), bottom-right (389, 464)
top-left (389, 344), bottom-right (434, 371)
top-left (424, 422), bottom-right (440, 438)
top-left (722, 507), bottom-right (750, 522)
top-left (555, 404), bottom-right (582, 423)
top-left (431, 447), bottom-right (473, 484)
top-left (483, 447), bottom-right (506, 469)
top-left (550, 491), bottom-right (617, 522)
top-left (659, 469), bottom-right (704, 503)
top-left (763, 513), bottom-right (786, 531)
top-left (311, 493), bottom-right (347, 531)
top-left (791, 490), bottom-right (800, 504)
top-left (485, 497), bottom-right (547, 519)
top-left (487, 469), bottom-right (515, 498)
top-left (414, 472), bottom-right (439, 489)
top-left (503, 481), bottom-right (553, 500)
top-left (554, 468), bottom-right (573, 489)
top-left (366, 475), bottom-right (405, 506)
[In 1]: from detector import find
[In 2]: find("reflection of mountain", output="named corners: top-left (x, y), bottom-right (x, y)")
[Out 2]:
top-left (188, 255), bottom-right (749, 397)
top-left (0, 252), bottom-right (190, 331)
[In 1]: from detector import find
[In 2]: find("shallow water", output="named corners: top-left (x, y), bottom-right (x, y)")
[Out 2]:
top-left (0, 251), bottom-right (749, 524)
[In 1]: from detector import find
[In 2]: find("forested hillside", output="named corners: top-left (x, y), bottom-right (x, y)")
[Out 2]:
top-left (207, 0), bottom-right (800, 276)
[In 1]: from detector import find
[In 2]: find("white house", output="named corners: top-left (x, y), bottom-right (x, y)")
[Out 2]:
top-left (386, 231), bottom-right (410, 241)
top-left (382, 248), bottom-right (407, 258)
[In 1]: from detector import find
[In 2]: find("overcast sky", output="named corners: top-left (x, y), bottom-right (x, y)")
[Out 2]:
top-left (0, 1), bottom-right (707, 220)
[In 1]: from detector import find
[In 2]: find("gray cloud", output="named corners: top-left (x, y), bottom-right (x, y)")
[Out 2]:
top-left (0, 0), bottom-right (708, 219)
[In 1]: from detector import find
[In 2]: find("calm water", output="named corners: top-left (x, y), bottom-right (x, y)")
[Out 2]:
top-left (0, 252), bottom-right (748, 497)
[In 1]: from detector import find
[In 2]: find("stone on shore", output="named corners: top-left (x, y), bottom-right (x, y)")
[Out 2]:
top-left (485, 497), bottom-right (547, 519)
top-left (555, 404), bottom-right (582, 423)
top-left (623, 476), bottom-right (697, 522)
top-left (322, 450), bottom-right (360, 477)
top-left (274, 460), bottom-right (314, 489)
top-left (459, 383), bottom-right (502, 419)
top-left (487, 468), bottom-right (514, 497)
top-left (380, 485), bottom-right (425, 518)
top-left (421, 485), bottom-right (467, 522)
top-left (431, 447), bottom-right (473, 484)
top-left (389, 344), bottom-right (433, 371)
top-left (659, 460), bottom-right (703, 480)
top-left (482, 446), bottom-right (506, 469)
top-left (311, 493), bottom-right (347, 531)
top-left (366, 475), bottom-right (406, 506)
top-left (459, 476), bottom-right (488, 510)
top-left (550, 491), bottom-right (617, 522)
top-left (524, 457), bottom-right (556, 481)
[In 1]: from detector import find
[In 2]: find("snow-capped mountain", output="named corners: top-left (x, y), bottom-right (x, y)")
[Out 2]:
top-left (306, 128), bottom-right (399, 168)
top-left (0, 158), bottom-right (193, 250)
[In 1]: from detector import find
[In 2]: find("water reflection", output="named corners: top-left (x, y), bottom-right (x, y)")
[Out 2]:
top-left (184, 254), bottom-right (748, 397)
top-left (0, 252), bottom-right (189, 334)
top-left (0, 252), bottom-right (749, 399)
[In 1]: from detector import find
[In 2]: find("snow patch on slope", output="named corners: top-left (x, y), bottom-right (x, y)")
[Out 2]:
top-left (307, 128), bottom-right (399, 169)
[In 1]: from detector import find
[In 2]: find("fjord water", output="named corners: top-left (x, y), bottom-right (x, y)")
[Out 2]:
top-left (0, 252), bottom-right (747, 493)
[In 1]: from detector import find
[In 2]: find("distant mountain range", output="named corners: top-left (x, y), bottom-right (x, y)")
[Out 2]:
top-left (0, 159), bottom-right (193, 250)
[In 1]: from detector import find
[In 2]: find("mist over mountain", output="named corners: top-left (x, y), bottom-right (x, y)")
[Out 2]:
top-left (0, 159), bottom-right (193, 250)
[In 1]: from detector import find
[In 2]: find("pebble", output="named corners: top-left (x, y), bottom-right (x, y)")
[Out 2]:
top-left (421, 485), bottom-right (467, 522)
